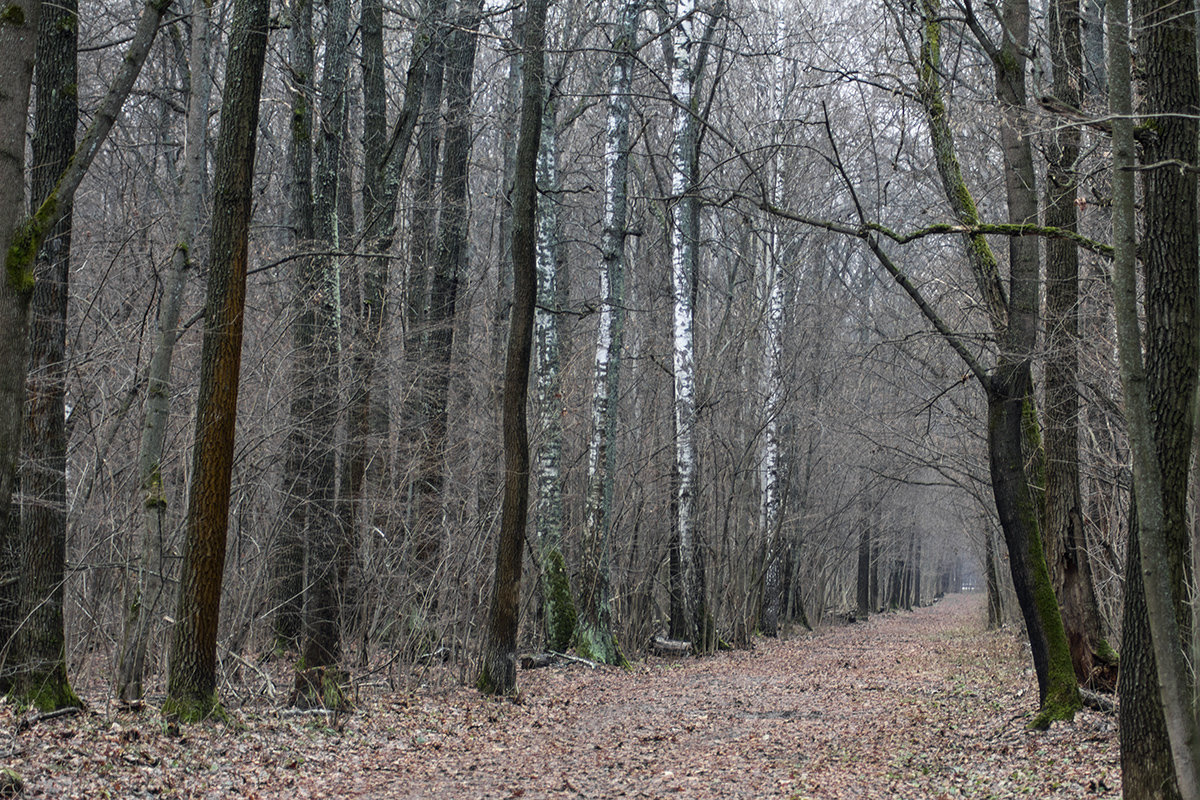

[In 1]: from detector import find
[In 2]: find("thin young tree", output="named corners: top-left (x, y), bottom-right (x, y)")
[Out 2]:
top-left (118, 0), bottom-right (214, 703)
top-left (478, 0), bottom-right (550, 696)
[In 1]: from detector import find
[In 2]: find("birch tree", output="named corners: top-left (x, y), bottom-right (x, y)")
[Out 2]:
top-left (758, 14), bottom-right (787, 638)
top-left (667, 0), bottom-right (703, 647)
top-left (576, 0), bottom-right (638, 667)
top-left (532, 91), bottom-right (576, 652)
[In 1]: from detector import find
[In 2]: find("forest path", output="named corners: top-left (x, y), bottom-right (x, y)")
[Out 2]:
top-left (4, 594), bottom-right (1119, 799)
top-left (310, 593), bottom-right (1118, 799)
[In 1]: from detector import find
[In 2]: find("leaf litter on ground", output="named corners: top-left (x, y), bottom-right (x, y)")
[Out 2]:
top-left (0, 594), bottom-right (1119, 798)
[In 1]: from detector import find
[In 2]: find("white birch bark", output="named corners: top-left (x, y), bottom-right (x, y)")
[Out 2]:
top-left (117, 0), bottom-right (213, 702)
top-left (578, 0), bottom-right (638, 665)
top-left (532, 91), bottom-right (575, 651)
top-left (668, 0), bottom-right (705, 645)
top-left (758, 14), bottom-right (786, 637)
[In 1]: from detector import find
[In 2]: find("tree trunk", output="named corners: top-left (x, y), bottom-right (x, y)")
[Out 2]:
top-left (413, 1), bottom-right (482, 601)
top-left (477, 0), bottom-right (549, 697)
top-left (1042, 0), bottom-right (1114, 692)
top-left (11, 0), bottom-right (79, 712)
top-left (1, 0), bottom-right (169, 690)
top-left (985, 527), bottom-right (1003, 629)
top-left (1110, 0), bottom-right (1200, 788)
top-left (1121, 495), bottom-right (1181, 800)
top-left (295, 0), bottom-right (350, 683)
top-left (532, 94), bottom-right (575, 653)
top-left (667, 0), bottom-right (706, 649)
top-left (855, 518), bottom-right (871, 620)
top-left (0, 0), bottom-right (39, 688)
top-left (576, 0), bottom-right (636, 667)
top-left (275, 0), bottom-right (315, 650)
top-left (917, 0), bottom-right (1080, 727)
top-left (986, 365), bottom-right (1080, 727)
top-left (164, 0), bottom-right (269, 721)
top-left (118, 0), bottom-right (213, 704)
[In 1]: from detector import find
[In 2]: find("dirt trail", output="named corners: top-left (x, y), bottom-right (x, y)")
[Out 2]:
top-left (3, 594), bottom-right (1119, 799)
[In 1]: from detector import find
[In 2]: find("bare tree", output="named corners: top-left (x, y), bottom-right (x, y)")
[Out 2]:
top-left (165, 0), bottom-right (269, 721)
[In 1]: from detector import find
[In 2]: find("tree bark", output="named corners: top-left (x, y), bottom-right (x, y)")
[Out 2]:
top-left (296, 0), bottom-right (350, 681)
top-left (1110, 0), bottom-right (1200, 788)
top-left (478, 0), bottom-right (549, 696)
top-left (1, 0), bottom-right (169, 688)
top-left (917, 0), bottom-right (1080, 727)
top-left (275, 0), bottom-right (315, 650)
top-left (11, 0), bottom-right (79, 711)
top-left (1121, 494), bottom-right (1181, 800)
top-left (532, 94), bottom-right (576, 653)
top-left (413, 1), bottom-right (482, 600)
top-left (164, 0), bottom-right (269, 721)
top-left (577, 0), bottom-right (637, 667)
top-left (118, 0), bottom-right (214, 703)
top-left (0, 1), bottom-right (39, 682)
top-left (1042, 0), bottom-right (1114, 692)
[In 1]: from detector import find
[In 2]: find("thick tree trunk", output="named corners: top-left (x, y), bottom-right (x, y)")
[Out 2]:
top-left (478, 0), bottom-right (549, 696)
top-left (987, 365), bottom-right (1080, 727)
top-left (1111, 0), bottom-right (1200, 788)
top-left (918, 0), bottom-right (1080, 727)
top-left (164, 0), bottom-right (269, 721)
top-left (118, 0), bottom-right (213, 703)
top-left (0, 2), bottom-right (39, 685)
top-left (576, 0), bottom-right (636, 667)
top-left (1121, 496), bottom-right (1181, 800)
top-left (1, 0), bottom-right (169, 690)
top-left (12, 0), bottom-right (79, 711)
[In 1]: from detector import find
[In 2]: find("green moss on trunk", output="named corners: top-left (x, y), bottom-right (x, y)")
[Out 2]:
top-left (162, 691), bottom-right (226, 724)
top-left (542, 549), bottom-right (576, 652)
top-left (11, 667), bottom-right (81, 712)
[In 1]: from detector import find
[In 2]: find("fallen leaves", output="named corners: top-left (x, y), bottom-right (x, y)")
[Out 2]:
top-left (0, 594), bottom-right (1119, 798)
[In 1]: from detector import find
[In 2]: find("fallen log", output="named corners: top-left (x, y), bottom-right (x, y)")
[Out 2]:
top-left (651, 636), bottom-right (691, 658)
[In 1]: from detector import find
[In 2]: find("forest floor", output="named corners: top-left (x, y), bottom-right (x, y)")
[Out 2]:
top-left (0, 593), bottom-right (1119, 799)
